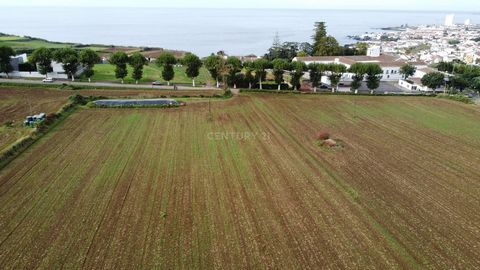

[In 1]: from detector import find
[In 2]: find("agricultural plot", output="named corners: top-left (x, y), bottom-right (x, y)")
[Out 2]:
top-left (1, 94), bottom-right (480, 269)
top-left (0, 87), bottom-right (222, 153)
top-left (0, 88), bottom-right (70, 152)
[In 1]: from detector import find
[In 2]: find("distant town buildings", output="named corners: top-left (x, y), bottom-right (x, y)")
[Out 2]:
top-left (351, 16), bottom-right (480, 66)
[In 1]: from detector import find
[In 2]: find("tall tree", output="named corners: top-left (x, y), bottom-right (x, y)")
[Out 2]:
top-left (421, 72), bottom-right (445, 92)
top-left (156, 52), bottom-right (177, 86)
top-left (308, 63), bottom-right (326, 92)
top-left (183, 53), bottom-right (203, 87)
top-left (400, 64), bottom-right (417, 80)
top-left (0, 46), bottom-right (15, 78)
top-left (272, 58), bottom-right (289, 90)
top-left (326, 63), bottom-right (347, 92)
top-left (29, 47), bottom-right (53, 78)
top-left (53, 48), bottom-right (79, 81)
top-left (204, 54), bottom-right (223, 87)
top-left (365, 64), bottom-right (384, 94)
top-left (312, 22), bottom-right (342, 56)
top-left (225, 56), bottom-right (242, 89)
top-left (79, 49), bottom-right (100, 83)
top-left (290, 61), bottom-right (307, 91)
top-left (253, 59), bottom-right (270, 90)
top-left (312, 22), bottom-right (327, 51)
top-left (348, 63), bottom-right (367, 94)
top-left (243, 61), bottom-right (256, 89)
top-left (109, 51), bottom-right (129, 84)
top-left (129, 52), bottom-right (147, 84)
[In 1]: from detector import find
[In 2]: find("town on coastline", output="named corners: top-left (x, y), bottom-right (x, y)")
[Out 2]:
top-left (1, 15), bottom-right (479, 97)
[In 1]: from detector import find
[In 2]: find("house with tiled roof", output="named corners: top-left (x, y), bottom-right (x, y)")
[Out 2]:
top-left (293, 52), bottom-right (427, 83)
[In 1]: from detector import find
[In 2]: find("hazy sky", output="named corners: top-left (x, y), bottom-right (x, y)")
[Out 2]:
top-left (2, 0), bottom-right (479, 11)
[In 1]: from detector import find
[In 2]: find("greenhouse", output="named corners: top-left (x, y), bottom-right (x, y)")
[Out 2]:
top-left (93, 99), bottom-right (179, 107)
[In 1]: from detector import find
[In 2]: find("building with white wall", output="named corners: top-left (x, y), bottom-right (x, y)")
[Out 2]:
top-left (445, 14), bottom-right (455, 27)
top-left (0, 54), bottom-right (84, 79)
top-left (293, 54), bottom-right (427, 85)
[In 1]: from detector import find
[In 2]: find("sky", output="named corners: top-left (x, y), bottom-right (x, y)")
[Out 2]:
top-left (2, 0), bottom-right (480, 11)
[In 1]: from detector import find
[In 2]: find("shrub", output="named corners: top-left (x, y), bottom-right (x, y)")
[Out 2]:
top-left (436, 94), bottom-right (473, 104)
top-left (223, 89), bottom-right (233, 98)
top-left (317, 131), bottom-right (330, 140)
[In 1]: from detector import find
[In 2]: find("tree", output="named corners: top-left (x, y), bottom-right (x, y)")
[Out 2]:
top-left (449, 75), bottom-right (469, 92)
top-left (79, 49), bottom-right (100, 82)
top-left (253, 59), bottom-right (270, 89)
top-left (348, 63), bottom-right (367, 94)
top-left (290, 61), bottom-right (307, 91)
top-left (129, 52), bottom-right (147, 84)
top-left (472, 77), bottom-right (480, 91)
top-left (436, 61), bottom-right (454, 74)
top-left (315, 36), bottom-right (341, 56)
top-left (53, 48), bottom-right (79, 81)
top-left (355, 42), bottom-right (368, 55)
top-left (182, 53), bottom-right (203, 87)
top-left (421, 72), bottom-right (445, 92)
top-left (29, 47), bottom-right (53, 78)
top-left (225, 56), bottom-right (242, 89)
top-left (243, 61), bottom-right (256, 89)
top-left (312, 22), bottom-right (327, 51)
top-left (204, 54), bottom-right (223, 87)
top-left (0, 46), bottom-right (15, 78)
top-left (272, 58), bottom-right (289, 90)
top-left (308, 63), bottom-right (326, 92)
top-left (326, 63), bottom-right (347, 92)
top-left (400, 64), bottom-right (417, 80)
top-left (265, 41), bottom-right (301, 61)
top-left (365, 64), bottom-right (383, 94)
top-left (109, 51), bottom-right (129, 83)
top-left (156, 52), bottom-right (177, 86)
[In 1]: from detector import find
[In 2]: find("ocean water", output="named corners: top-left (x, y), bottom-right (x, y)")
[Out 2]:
top-left (0, 7), bottom-right (479, 56)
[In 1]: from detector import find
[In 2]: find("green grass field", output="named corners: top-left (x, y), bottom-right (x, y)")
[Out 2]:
top-left (0, 36), bottom-right (73, 50)
top-left (84, 64), bottom-right (213, 85)
top-left (1, 93), bottom-right (480, 269)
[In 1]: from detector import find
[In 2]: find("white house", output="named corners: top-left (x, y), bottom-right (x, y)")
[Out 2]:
top-left (293, 52), bottom-right (427, 86)
top-left (398, 79), bottom-right (430, 92)
top-left (0, 54), bottom-right (84, 79)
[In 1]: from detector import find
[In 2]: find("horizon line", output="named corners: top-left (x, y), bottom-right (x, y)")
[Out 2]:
top-left (1, 5), bottom-right (478, 13)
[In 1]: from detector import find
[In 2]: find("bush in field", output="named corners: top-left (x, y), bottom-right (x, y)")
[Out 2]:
top-left (317, 131), bottom-right (330, 140)
top-left (224, 89), bottom-right (233, 98)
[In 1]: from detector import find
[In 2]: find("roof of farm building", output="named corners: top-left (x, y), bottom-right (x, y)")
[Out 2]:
top-left (294, 54), bottom-right (426, 68)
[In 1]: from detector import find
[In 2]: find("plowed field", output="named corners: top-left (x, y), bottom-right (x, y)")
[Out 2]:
top-left (0, 87), bottom-right (222, 152)
top-left (1, 94), bottom-right (479, 269)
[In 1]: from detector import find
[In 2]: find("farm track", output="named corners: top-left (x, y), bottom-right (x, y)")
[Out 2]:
top-left (0, 93), bottom-right (480, 269)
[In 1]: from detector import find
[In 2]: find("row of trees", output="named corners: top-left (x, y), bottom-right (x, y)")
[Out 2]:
top-left (108, 51), bottom-right (203, 85)
top-left (203, 55), bottom-right (390, 93)
top-left (435, 61), bottom-right (480, 92)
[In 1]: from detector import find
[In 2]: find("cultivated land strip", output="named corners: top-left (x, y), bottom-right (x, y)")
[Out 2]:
top-left (0, 94), bottom-right (479, 269)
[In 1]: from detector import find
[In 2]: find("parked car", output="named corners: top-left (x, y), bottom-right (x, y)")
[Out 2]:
top-left (152, 81), bottom-right (163, 86)
top-left (42, 78), bottom-right (54, 83)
